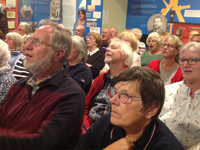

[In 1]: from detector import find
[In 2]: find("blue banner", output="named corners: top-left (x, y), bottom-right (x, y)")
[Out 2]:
top-left (126, 0), bottom-right (200, 34)
top-left (18, 0), bottom-right (62, 31)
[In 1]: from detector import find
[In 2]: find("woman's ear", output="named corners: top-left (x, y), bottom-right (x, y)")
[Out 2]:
top-left (145, 101), bottom-right (160, 119)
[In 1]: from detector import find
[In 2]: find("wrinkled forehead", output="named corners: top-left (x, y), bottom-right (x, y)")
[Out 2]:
top-left (34, 26), bottom-right (53, 40)
top-left (109, 41), bottom-right (121, 48)
top-left (115, 80), bottom-right (141, 93)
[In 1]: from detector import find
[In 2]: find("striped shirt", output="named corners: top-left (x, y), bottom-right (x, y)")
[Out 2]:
top-left (12, 58), bottom-right (30, 80)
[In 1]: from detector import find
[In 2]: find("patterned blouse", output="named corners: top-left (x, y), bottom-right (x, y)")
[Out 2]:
top-left (0, 64), bottom-right (16, 106)
top-left (159, 81), bottom-right (200, 149)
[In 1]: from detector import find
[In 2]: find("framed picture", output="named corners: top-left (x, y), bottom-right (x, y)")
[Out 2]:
top-left (7, 11), bottom-right (16, 19)
top-left (6, 0), bottom-right (16, 8)
top-left (8, 21), bottom-right (15, 29)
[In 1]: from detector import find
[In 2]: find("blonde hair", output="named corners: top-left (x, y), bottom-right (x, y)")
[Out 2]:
top-left (6, 32), bottom-right (23, 51)
top-left (119, 31), bottom-right (138, 52)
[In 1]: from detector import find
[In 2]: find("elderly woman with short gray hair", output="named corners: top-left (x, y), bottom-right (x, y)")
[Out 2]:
top-left (0, 40), bottom-right (16, 106)
top-left (18, 22), bottom-right (33, 38)
top-left (66, 35), bottom-right (92, 94)
top-left (141, 32), bottom-right (164, 67)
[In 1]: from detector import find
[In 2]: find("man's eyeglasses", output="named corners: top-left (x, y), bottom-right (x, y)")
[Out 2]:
top-left (109, 88), bottom-right (141, 104)
top-left (86, 37), bottom-right (95, 40)
top-left (26, 37), bottom-right (54, 48)
top-left (162, 44), bottom-right (175, 49)
top-left (177, 58), bottom-right (200, 65)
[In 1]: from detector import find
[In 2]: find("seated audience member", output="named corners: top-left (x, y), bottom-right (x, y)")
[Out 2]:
top-left (99, 28), bottom-right (112, 53)
top-left (99, 30), bottom-right (140, 75)
top-left (18, 22), bottom-right (33, 38)
top-left (110, 27), bottom-right (118, 38)
top-left (148, 35), bottom-right (183, 85)
top-left (0, 19), bottom-right (85, 149)
top-left (66, 35), bottom-right (92, 94)
top-left (188, 30), bottom-right (199, 42)
top-left (75, 67), bottom-right (185, 150)
top-left (160, 31), bottom-right (170, 44)
top-left (159, 42), bottom-right (200, 149)
top-left (141, 32), bottom-right (164, 67)
top-left (0, 40), bottom-right (16, 106)
top-left (5, 32), bottom-right (24, 71)
top-left (12, 35), bottom-right (30, 80)
top-left (190, 34), bottom-right (200, 43)
top-left (85, 38), bottom-right (133, 128)
top-left (132, 28), bottom-right (146, 55)
top-left (86, 32), bottom-right (105, 79)
top-left (119, 30), bottom-right (141, 67)
top-left (75, 25), bottom-right (85, 38)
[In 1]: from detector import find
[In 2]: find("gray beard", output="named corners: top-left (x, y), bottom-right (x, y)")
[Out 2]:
top-left (24, 50), bottom-right (55, 75)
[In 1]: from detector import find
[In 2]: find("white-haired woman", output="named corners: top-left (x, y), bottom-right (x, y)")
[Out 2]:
top-left (99, 30), bottom-right (141, 75)
top-left (5, 32), bottom-right (24, 71)
top-left (17, 22), bottom-right (33, 38)
top-left (0, 40), bottom-right (16, 106)
top-left (159, 42), bottom-right (200, 149)
top-left (141, 32), bottom-right (164, 67)
top-left (67, 36), bottom-right (92, 94)
top-left (148, 35), bottom-right (183, 85)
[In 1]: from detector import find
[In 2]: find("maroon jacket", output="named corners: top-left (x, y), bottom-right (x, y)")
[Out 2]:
top-left (0, 68), bottom-right (85, 149)
top-left (84, 66), bottom-right (128, 128)
top-left (148, 60), bottom-right (183, 84)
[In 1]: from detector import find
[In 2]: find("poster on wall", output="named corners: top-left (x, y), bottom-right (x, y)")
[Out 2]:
top-left (19, 0), bottom-right (62, 32)
top-left (18, 0), bottom-right (34, 27)
top-left (126, 0), bottom-right (200, 34)
top-left (6, 0), bottom-right (16, 8)
top-left (50, 0), bottom-right (61, 20)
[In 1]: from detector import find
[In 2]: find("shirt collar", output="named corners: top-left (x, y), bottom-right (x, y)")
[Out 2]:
top-left (27, 68), bottom-right (63, 87)
top-left (88, 48), bottom-right (99, 56)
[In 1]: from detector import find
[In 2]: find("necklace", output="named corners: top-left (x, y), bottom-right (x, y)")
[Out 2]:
top-left (109, 123), bottom-right (156, 150)
top-left (143, 123), bottom-right (156, 150)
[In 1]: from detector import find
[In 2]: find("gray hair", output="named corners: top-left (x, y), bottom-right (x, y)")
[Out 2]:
top-left (111, 27), bottom-right (118, 33)
top-left (110, 38), bottom-right (133, 68)
top-left (164, 35), bottom-right (183, 50)
top-left (6, 32), bottom-right (23, 51)
top-left (164, 35), bottom-right (183, 62)
top-left (0, 40), bottom-right (10, 67)
top-left (132, 28), bottom-right (142, 39)
top-left (39, 19), bottom-right (72, 64)
top-left (146, 32), bottom-right (161, 46)
top-left (180, 42), bottom-right (200, 57)
top-left (72, 36), bottom-right (88, 63)
top-left (20, 22), bottom-right (33, 34)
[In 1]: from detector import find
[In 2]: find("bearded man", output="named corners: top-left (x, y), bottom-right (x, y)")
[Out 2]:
top-left (0, 19), bottom-right (85, 149)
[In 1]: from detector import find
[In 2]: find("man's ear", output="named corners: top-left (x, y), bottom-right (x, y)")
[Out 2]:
top-left (145, 101), bottom-right (160, 119)
top-left (54, 49), bottom-right (65, 61)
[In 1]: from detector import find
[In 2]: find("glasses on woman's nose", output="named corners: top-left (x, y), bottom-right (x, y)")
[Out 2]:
top-left (108, 87), bottom-right (141, 104)
top-left (162, 44), bottom-right (175, 49)
top-left (148, 40), bottom-right (157, 43)
top-left (86, 37), bottom-right (95, 40)
top-left (178, 58), bottom-right (200, 65)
